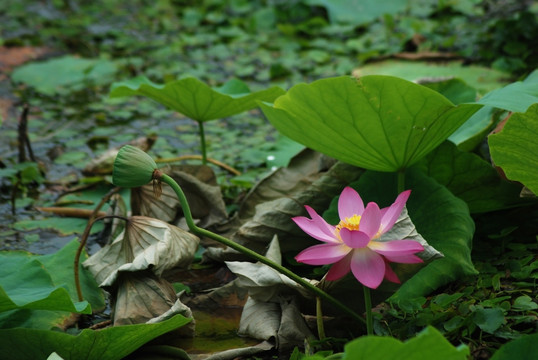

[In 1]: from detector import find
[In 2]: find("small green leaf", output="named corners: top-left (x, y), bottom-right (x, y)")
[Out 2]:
top-left (305, 0), bottom-right (408, 26)
top-left (260, 75), bottom-right (481, 172)
top-left (489, 103), bottom-right (538, 195)
top-left (342, 326), bottom-right (469, 360)
top-left (473, 308), bottom-right (505, 334)
top-left (109, 76), bottom-right (284, 121)
top-left (512, 295), bottom-right (538, 311)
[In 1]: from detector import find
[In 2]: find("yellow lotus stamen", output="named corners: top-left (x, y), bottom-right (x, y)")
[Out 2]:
top-left (335, 214), bottom-right (361, 239)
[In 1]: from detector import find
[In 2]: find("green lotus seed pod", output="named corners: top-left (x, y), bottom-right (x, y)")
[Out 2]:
top-left (112, 145), bottom-right (158, 188)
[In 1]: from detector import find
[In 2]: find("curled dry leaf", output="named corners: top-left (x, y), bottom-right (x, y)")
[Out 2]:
top-left (82, 135), bottom-right (157, 175)
top-left (168, 165), bottom-right (228, 229)
top-left (84, 216), bottom-right (199, 287)
top-left (206, 149), bottom-right (364, 261)
top-left (131, 183), bottom-right (179, 224)
top-left (113, 271), bottom-right (177, 326)
top-left (132, 164), bottom-right (228, 229)
top-left (112, 271), bottom-right (195, 335)
top-left (227, 237), bottom-right (315, 349)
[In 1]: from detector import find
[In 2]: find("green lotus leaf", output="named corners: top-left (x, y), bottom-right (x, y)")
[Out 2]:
top-left (109, 76), bottom-right (285, 121)
top-left (260, 75), bottom-right (481, 172)
top-left (342, 326), bottom-right (469, 360)
top-left (478, 69), bottom-right (538, 113)
top-left (417, 141), bottom-right (531, 213)
top-left (488, 103), bottom-right (538, 195)
top-left (0, 314), bottom-right (190, 360)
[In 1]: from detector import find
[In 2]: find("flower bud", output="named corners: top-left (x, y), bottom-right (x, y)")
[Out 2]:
top-left (112, 145), bottom-right (157, 188)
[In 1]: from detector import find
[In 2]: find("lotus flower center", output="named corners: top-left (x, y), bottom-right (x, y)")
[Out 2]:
top-left (335, 214), bottom-right (362, 237)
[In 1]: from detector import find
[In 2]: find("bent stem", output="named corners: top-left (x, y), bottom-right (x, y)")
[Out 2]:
top-left (74, 187), bottom-right (120, 301)
top-left (157, 171), bottom-right (365, 326)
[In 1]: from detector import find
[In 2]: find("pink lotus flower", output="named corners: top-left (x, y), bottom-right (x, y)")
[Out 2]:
top-left (293, 187), bottom-right (424, 289)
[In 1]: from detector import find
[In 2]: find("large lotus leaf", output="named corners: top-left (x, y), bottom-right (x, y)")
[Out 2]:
top-left (448, 105), bottom-right (496, 150)
top-left (0, 244), bottom-right (94, 318)
top-left (342, 326), bottom-right (469, 360)
top-left (488, 104), bottom-right (538, 195)
top-left (0, 314), bottom-right (191, 360)
top-left (416, 141), bottom-right (531, 213)
top-left (490, 333), bottom-right (538, 360)
top-left (205, 150), bottom-right (364, 261)
top-left (347, 168), bottom-right (476, 302)
top-left (420, 78), bottom-right (477, 105)
top-left (84, 216), bottom-right (199, 287)
top-left (109, 76), bottom-right (285, 121)
top-left (478, 70), bottom-right (538, 113)
top-left (260, 75), bottom-right (481, 172)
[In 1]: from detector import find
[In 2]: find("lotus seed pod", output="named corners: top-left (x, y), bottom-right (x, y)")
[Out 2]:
top-left (112, 145), bottom-right (158, 188)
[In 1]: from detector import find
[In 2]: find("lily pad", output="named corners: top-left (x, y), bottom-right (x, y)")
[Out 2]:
top-left (109, 76), bottom-right (285, 121)
top-left (306, 0), bottom-right (407, 26)
top-left (260, 75), bottom-right (481, 172)
top-left (489, 103), bottom-right (538, 195)
top-left (11, 55), bottom-right (118, 95)
top-left (353, 60), bottom-right (509, 93)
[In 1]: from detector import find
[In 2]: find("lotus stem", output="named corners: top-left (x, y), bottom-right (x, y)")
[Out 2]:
top-left (74, 187), bottom-right (120, 302)
top-left (316, 296), bottom-right (326, 340)
top-left (397, 169), bottom-right (406, 194)
top-left (363, 286), bottom-right (373, 335)
top-left (197, 121), bottom-right (207, 165)
top-left (156, 171), bottom-right (366, 326)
